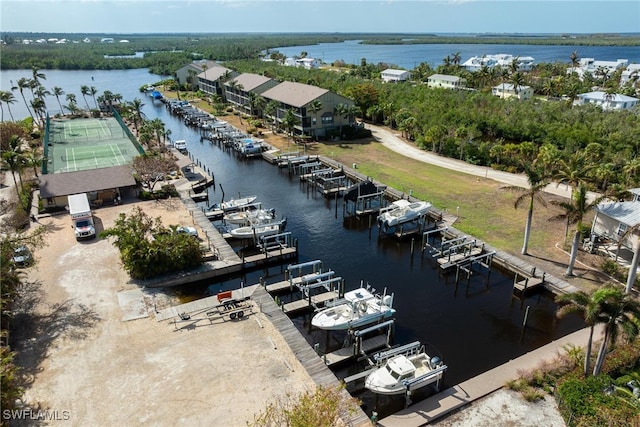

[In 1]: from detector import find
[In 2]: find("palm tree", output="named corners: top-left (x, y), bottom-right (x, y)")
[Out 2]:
top-left (265, 100), bottom-right (278, 131)
top-left (1, 135), bottom-right (25, 199)
top-left (30, 97), bottom-right (47, 128)
top-left (0, 90), bottom-right (17, 122)
top-left (23, 149), bottom-right (43, 177)
top-left (451, 52), bottom-right (462, 67)
top-left (307, 99), bottom-right (322, 140)
top-left (52, 86), bottom-right (65, 114)
top-left (501, 164), bottom-right (549, 255)
top-left (90, 86), bottom-right (99, 109)
top-left (80, 85), bottom-right (92, 111)
top-left (557, 289), bottom-right (604, 377)
top-left (282, 109), bottom-right (297, 142)
top-left (590, 285), bottom-right (640, 376)
top-left (569, 50), bottom-right (580, 74)
top-left (31, 66), bottom-right (46, 87)
top-left (128, 98), bottom-right (146, 133)
top-left (13, 77), bottom-right (34, 121)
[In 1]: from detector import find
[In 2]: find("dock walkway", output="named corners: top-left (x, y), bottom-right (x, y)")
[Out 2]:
top-left (378, 325), bottom-right (599, 426)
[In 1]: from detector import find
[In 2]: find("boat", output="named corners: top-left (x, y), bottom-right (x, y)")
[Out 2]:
top-left (377, 200), bottom-right (431, 230)
top-left (228, 218), bottom-right (287, 240)
top-left (210, 195), bottom-right (258, 212)
top-left (224, 207), bottom-right (276, 226)
top-left (311, 285), bottom-right (395, 331)
top-left (365, 347), bottom-right (447, 395)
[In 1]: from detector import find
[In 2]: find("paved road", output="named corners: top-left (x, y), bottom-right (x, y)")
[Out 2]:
top-left (366, 123), bottom-right (580, 200)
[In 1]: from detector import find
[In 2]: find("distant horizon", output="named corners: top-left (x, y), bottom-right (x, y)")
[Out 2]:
top-left (2, 1), bottom-right (639, 34)
top-left (5, 31), bottom-right (640, 36)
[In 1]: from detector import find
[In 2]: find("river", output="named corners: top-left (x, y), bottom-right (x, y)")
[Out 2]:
top-left (271, 39), bottom-right (640, 68)
top-left (1, 68), bottom-right (584, 416)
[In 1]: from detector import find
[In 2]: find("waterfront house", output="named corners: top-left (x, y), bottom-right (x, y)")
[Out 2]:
top-left (574, 91), bottom-right (639, 111)
top-left (259, 81), bottom-right (356, 139)
top-left (427, 74), bottom-right (467, 90)
top-left (462, 54), bottom-right (534, 72)
top-left (381, 69), bottom-right (412, 83)
top-left (492, 83), bottom-right (534, 100)
top-left (223, 73), bottom-right (280, 116)
top-left (284, 57), bottom-right (321, 69)
top-left (568, 58), bottom-right (628, 80)
top-left (620, 63), bottom-right (640, 86)
top-left (590, 189), bottom-right (640, 259)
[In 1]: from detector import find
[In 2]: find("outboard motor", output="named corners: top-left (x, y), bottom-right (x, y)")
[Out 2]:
top-left (430, 356), bottom-right (443, 369)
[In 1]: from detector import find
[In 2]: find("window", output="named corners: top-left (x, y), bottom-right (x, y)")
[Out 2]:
top-left (617, 223), bottom-right (628, 237)
top-left (321, 112), bottom-right (333, 125)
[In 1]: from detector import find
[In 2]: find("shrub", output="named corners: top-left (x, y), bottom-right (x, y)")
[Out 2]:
top-left (601, 258), bottom-right (621, 276)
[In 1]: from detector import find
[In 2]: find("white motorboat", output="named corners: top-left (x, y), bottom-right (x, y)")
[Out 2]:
top-left (228, 218), bottom-right (286, 240)
top-left (365, 348), bottom-right (446, 395)
top-left (377, 200), bottom-right (432, 230)
top-left (224, 207), bottom-right (275, 226)
top-left (210, 195), bottom-right (257, 212)
top-left (174, 139), bottom-right (187, 152)
top-left (311, 286), bottom-right (395, 331)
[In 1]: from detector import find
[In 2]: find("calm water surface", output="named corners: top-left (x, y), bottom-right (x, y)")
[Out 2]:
top-left (272, 40), bottom-right (640, 68)
top-left (2, 68), bottom-right (584, 415)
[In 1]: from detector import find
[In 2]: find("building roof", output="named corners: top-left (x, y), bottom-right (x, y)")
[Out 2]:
top-left (597, 200), bottom-right (640, 227)
top-left (381, 69), bottom-right (410, 75)
top-left (428, 74), bottom-right (464, 82)
top-left (197, 64), bottom-right (232, 81)
top-left (39, 165), bottom-right (137, 199)
top-left (578, 91), bottom-right (639, 103)
top-left (225, 73), bottom-right (275, 92)
top-left (493, 83), bottom-right (531, 91)
top-left (260, 81), bottom-right (329, 108)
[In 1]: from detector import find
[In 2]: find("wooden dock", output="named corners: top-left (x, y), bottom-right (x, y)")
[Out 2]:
top-left (323, 335), bottom-right (389, 367)
top-left (437, 247), bottom-right (483, 270)
top-left (513, 272), bottom-right (545, 294)
top-left (281, 290), bottom-right (340, 314)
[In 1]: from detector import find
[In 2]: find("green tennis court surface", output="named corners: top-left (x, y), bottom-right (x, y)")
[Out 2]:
top-left (46, 117), bottom-right (141, 173)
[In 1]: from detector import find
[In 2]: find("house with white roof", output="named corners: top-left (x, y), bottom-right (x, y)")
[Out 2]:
top-left (427, 74), bottom-right (467, 89)
top-left (574, 91), bottom-right (639, 111)
top-left (260, 81), bottom-right (355, 139)
top-left (284, 57), bottom-right (321, 69)
top-left (381, 69), bottom-right (412, 83)
top-left (462, 54), bottom-right (535, 72)
top-left (492, 83), bottom-right (534, 100)
top-left (591, 189), bottom-right (640, 254)
top-left (568, 58), bottom-right (628, 80)
top-left (620, 63), bottom-right (640, 86)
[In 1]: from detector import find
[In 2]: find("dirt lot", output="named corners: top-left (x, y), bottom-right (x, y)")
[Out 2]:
top-left (11, 197), bottom-right (315, 426)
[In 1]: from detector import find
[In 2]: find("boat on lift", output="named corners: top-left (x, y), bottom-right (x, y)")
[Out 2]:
top-left (228, 218), bottom-right (287, 240)
top-left (377, 200), bottom-right (431, 234)
top-left (365, 345), bottom-right (447, 395)
top-left (311, 285), bottom-right (395, 331)
top-left (210, 195), bottom-right (258, 213)
top-left (224, 205), bottom-right (276, 226)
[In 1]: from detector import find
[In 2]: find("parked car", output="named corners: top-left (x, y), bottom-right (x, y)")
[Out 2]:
top-left (12, 245), bottom-right (32, 266)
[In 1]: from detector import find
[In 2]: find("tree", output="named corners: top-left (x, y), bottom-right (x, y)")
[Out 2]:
top-left (1, 136), bottom-right (25, 200)
top-left (131, 154), bottom-right (176, 192)
top-left (590, 285), bottom-right (640, 376)
top-left (80, 85), bottom-right (91, 111)
top-left (90, 86), bottom-right (99, 109)
top-left (127, 98), bottom-right (146, 133)
top-left (281, 109), bottom-right (297, 142)
top-left (52, 86), bottom-right (65, 114)
top-left (248, 385), bottom-right (360, 427)
top-left (569, 50), bottom-right (580, 74)
top-left (501, 164), bottom-right (549, 254)
top-left (0, 90), bottom-right (17, 122)
top-left (13, 77), bottom-right (34, 122)
top-left (307, 99), bottom-right (322, 140)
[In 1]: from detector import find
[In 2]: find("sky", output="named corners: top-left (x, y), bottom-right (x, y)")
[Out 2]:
top-left (1, 0), bottom-right (639, 35)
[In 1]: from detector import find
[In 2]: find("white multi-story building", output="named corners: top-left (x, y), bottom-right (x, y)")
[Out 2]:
top-left (427, 74), bottom-right (467, 89)
top-left (568, 58), bottom-right (629, 80)
top-left (462, 54), bottom-right (535, 72)
top-left (492, 83), bottom-right (534, 100)
top-left (620, 63), bottom-right (640, 86)
top-left (284, 57), bottom-right (321, 69)
top-left (381, 69), bottom-right (412, 83)
top-left (574, 91), bottom-right (639, 111)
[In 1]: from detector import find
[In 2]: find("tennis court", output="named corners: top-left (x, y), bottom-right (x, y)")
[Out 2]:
top-left (46, 117), bottom-right (143, 173)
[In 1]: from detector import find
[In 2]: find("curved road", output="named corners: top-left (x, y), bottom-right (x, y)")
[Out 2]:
top-left (366, 123), bottom-right (579, 200)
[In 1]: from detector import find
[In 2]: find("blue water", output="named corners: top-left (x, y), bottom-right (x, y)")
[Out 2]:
top-left (271, 39), bottom-right (640, 68)
top-left (1, 69), bottom-right (584, 412)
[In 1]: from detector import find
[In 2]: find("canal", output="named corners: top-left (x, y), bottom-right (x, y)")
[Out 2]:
top-left (146, 96), bottom-right (584, 395)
